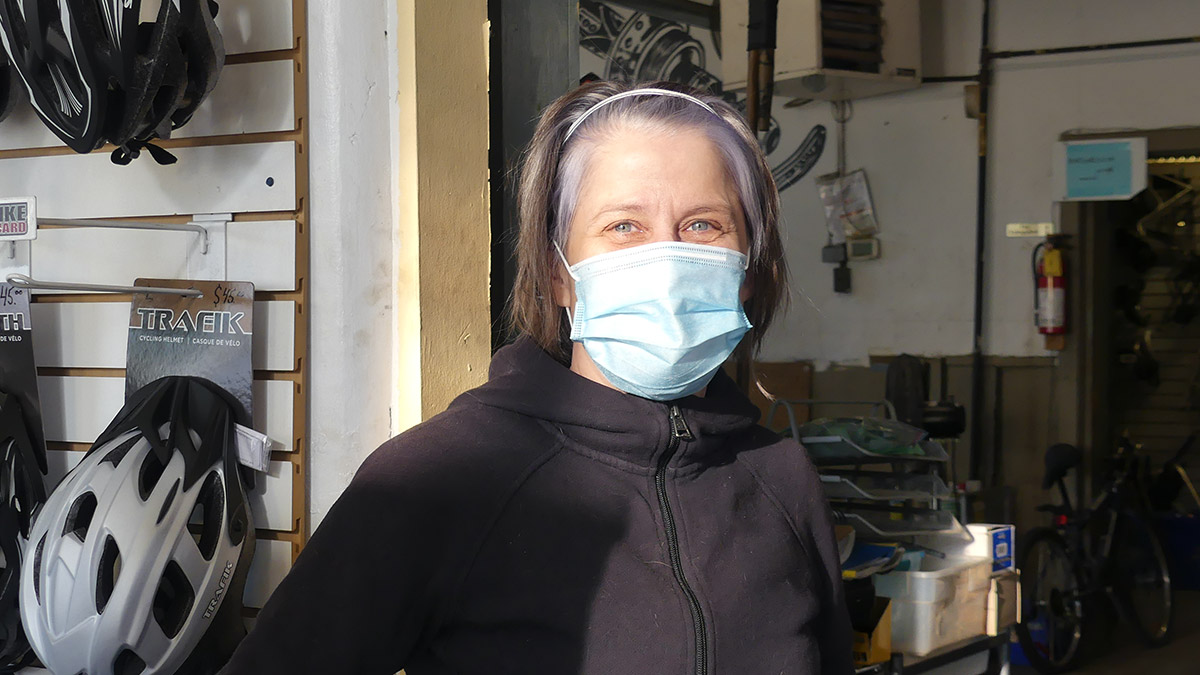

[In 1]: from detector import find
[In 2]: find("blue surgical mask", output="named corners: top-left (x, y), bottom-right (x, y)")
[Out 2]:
top-left (557, 241), bottom-right (752, 401)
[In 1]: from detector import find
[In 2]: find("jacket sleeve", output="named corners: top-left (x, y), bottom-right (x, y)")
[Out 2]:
top-left (220, 444), bottom-right (450, 674)
top-left (801, 462), bottom-right (856, 675)
top-left (740, 432), bottom-right (856, 674)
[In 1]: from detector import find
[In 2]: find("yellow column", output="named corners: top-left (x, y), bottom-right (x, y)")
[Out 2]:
top-left (396, 0), bottom-right (492, 425)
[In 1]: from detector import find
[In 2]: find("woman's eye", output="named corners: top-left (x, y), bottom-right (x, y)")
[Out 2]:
top-left (687, 220), bottom-right (715, 232)
top-left (613, 222), bottom-right (636, 234)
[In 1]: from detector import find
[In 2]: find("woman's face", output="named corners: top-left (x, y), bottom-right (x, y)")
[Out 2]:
top-left (553, 124), bottom-right (750, 310)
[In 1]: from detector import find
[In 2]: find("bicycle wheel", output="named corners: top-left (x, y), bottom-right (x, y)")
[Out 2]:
top-left (1016, 527), bottom-right (1089, 673)
top-left (1111, 513), bottom-right (1174, 647)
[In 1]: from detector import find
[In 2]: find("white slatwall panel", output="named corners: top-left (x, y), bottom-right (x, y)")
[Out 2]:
top-left (45, 450), bottom-right (85, 490)
top-left (0, 60), bottom-right (296, 151)
top-left (30, 227), bottom-right (200, 286)
top-left (253, 380), bottom-right (296, 453)
top-left (250, 461), bottom-right (296, 530)
top-left (228, 220), bottom-right (299, 291)
top-left (39, 376), bottom-right (296, 452)
top-left (31, 303), bottom-right (129, 369)
top-left (254, 301), bottom-right (297, 370)
top-left (37, 376), bottom-right (125, 445)
top-left (244, 539), bottom-right (294, 609)
top-left (175, 60), bottom-right (297, 139)
top-left (8, 220), bottom-right (297, 291)
top-left (0, 141), bottom-right (296, 218)
top-left (217, 0), bottom-right (296, 54)
top-left (32, 301), bottom-right (296, 371)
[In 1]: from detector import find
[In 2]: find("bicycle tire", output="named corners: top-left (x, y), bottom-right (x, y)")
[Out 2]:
top-left (1016, 527), bottom-right (1090, 673)
top-left (1110, 512), bottom-right (1174, 647)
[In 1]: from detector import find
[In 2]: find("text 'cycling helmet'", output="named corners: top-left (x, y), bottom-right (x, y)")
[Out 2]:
top-left (21, 376), bottom-right (255, 675)
top-left (0, 0), bottom-right (225, 164)
top-left (0, 391), bottom-right (47, 672)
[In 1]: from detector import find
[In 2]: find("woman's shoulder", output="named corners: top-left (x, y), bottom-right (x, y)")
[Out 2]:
top-left (732, 426), bottom-right (825, 495)
top-left (353, 391), bottom-right (560, 493)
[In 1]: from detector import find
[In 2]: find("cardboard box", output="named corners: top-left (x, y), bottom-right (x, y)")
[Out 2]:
top-left (987, 570), bottom-right (1021, 636)
top-left (965, 523), bottom-right (1015, 574)
top-left (851, 597), bottom-right (892, 667)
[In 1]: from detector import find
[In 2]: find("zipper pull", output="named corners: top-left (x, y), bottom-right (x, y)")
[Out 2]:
top-left (669, 405), bottom-right (694, 441)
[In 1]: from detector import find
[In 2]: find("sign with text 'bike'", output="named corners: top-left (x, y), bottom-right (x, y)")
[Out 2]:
top-left (0, 196), bottom-right (37, 241)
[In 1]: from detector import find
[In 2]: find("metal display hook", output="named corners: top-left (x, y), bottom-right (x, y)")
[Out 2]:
top-left (6, 273), bottom-right (203, 298)
top-left (38, 218), bottom-right (211, 254)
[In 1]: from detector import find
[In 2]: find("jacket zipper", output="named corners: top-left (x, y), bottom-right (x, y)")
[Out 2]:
top-left (655, 405), bottom-right (707, 675)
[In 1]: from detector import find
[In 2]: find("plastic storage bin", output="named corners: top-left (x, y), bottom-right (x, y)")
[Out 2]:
top-left (1157, 512), bottom-right (1200, 591)
top-left (872, 555), bottom-right (991, 656)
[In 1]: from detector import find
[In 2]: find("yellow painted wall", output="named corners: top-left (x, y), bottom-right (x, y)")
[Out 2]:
top-left (395, 0), bottom-right (492, 425)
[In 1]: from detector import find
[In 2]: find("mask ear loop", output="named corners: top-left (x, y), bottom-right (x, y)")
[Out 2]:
top-left (554, 243), bottom-right (578, 331)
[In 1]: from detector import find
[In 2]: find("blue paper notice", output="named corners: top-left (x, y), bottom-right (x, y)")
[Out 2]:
top-left (1065, 141), bottom-right (1133, 199)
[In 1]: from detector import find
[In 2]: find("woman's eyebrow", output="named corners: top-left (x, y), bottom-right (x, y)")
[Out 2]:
top-left (679, 204), bottom-right (735, 218)
top-left (589, 202), bottom-right (734, 220)
top-left (592, 202), bottom-right (646, 217)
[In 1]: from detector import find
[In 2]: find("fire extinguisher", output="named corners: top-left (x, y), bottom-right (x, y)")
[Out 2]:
top-left (1033, 235), bottom-right (1070, 348)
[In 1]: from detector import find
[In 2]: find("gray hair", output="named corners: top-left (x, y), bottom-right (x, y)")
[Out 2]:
top-left (552, 90), bottom-right (767, 266)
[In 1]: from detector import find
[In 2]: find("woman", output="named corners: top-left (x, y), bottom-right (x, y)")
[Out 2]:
top-left (222, 81), bottom-right (853, 674)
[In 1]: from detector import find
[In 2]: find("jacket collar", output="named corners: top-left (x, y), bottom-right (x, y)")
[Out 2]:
top-left (466, 338), bottom-right (761, 470)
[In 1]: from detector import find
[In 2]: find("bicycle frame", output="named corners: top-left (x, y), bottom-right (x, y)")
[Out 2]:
top-left (1049, 444), bottom-right (1159, 603)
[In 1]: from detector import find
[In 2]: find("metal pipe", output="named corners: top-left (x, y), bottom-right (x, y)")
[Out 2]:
top-left (992, 35), bottom-right (1200, 60)
top-left (923, 75), bottom-right (979, 83)
top-left (969, 0), bottom-right (992, 483)
top-left (920, 35), bottom-right (1200, 85)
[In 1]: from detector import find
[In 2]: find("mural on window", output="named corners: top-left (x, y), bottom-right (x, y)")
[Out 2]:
top-left (579, 1), bottom-right (825, 192)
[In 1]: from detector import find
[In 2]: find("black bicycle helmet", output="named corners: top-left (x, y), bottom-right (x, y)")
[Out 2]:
top-left (0, 391), bottom-right (47, 672)
top-left (21, 376), bottom-right (255, 675)
top-left (0, 48), bottom-right (21, 123)
top-left (0, 0), bottom-right (225, 164)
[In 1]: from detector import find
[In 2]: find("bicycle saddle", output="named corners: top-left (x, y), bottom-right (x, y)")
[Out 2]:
top-left (1044, 442), bottom-right (1083, 489)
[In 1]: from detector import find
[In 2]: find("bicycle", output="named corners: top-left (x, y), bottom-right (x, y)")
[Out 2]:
top-left (1014, 438), bottom-right (1175, 673)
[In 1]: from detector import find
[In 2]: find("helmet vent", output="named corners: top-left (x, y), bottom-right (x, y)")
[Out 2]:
top-left (190, 471), bottom-right (225, 561)
top-left (157, 479), bottom-right (180, 525)
top-left (114, 647), bottom-right (147, 675)
top-left (32, 534), bottom-right (46, 605)
top-left (96, 536), bottom-right (122, 614)
top-left (152, 560), bottom-right (195, 639)
top-left (138, 449), bottom-right (169, 501)
top-left (102, 434), bottom-right (141, 467)
top-left (63, 492), bottom-right (98, 542)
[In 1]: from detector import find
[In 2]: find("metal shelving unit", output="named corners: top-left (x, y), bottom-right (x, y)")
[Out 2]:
top-left (856, 633), bottom-right (1010, 675)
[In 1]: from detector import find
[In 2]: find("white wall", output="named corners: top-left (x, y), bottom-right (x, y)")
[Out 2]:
top-left (985, 1), bottom-right (1200, 356)
top-left (759, 0), bottom-right (1200, 363)
top-left (306, 1), bottom-right (399, 528)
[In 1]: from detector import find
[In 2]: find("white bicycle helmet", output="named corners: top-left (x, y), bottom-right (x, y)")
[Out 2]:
top-left (21, 376), bottom-right (255, 675)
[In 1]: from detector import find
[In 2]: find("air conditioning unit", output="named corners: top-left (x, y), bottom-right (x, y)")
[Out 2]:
top-left (722, 0), bottom-right (921, 102)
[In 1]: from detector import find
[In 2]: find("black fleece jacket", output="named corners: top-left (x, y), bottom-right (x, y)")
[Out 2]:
top-left (222, 338), bottom-right (853, 674)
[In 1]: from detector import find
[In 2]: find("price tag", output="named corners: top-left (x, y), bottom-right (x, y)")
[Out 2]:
top-left (235, 424), bottom-right (271, 473)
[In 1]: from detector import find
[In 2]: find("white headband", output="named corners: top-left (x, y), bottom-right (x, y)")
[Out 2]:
top-left (561, 88), bottom-right (721, 144)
